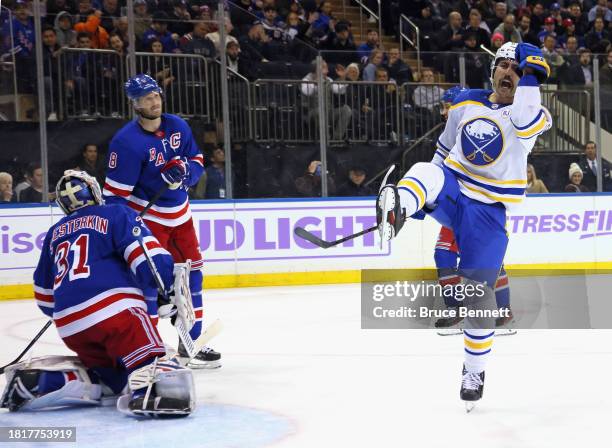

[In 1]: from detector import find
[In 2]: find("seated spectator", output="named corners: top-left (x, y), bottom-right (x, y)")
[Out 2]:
top-left (529, 2), bottom-right (546, 31)
top-left (205, 147), bottom-right (226, 199)
top-left (493, 13), bottom-right (522, 44)
top-left (561, 36), bottom-right (579, 66)
top-left (0, 172), bottom-right (15, 203)
top-left (517, 12), bottom-right (540, 47)
top-left (14, 168), bottom-right (31, 202)
top-left (386, 48), bottom-right (413, 85)
top-left (567, 2), bottom-right (589, 36)
top-left (599, 48), bottom-right (612, 88)
top-left (74, 1), bottom-right (109, 49)
top-left (142, 11), bottom-right (179, 53)
top-left (346, 62), bottom-right (360, 81)
top-left (357, 29), bottom-right (380, 64)
top-left (491, 32), bottom-right (505, 52)
top-left (113, 16), bottom-right (129, 43)
top-left (541, 35), bottom-right (565, 84)
top-left (577, 141), bottom-right (612, 191)
top-left (526, 163), bottom-right (548, 193)
top-left (145, 39), bottom-right (176, 89)
top-left (54, 11), bottom-right (77, 48)
top-left (362, 49), bottom-right (384, 81)
top-left (337, 167), bottom-right (374, 196)
top-left (73, 143), bottom-right (105, 185)
top-left (362, 67), bottom-right (399, 141)
top-left (133, 0), bottom-right (152, 40)
top-left (537, 17), bottom-right (557, 45)
top-left (168, 0), bottom-right (193, 36)
top-left (324, 21), bottom-right (358, 67)
top-left (413, 69), bottom-right (445, 112)
top-left (588, 0), bottom-right (612, 23)
top-left (435, 11), bottom-right (465, 53)
top-left (313, 1), bottom-right (334, 33)
top-left (180, 21), bottom-right (216, 58)
top-left (584, 17), bottom-right (610, 54)
top-left (63, 32), bottom-right (95, 115)
top-left (557, 18), bottom-right (584, 50)
top-left (285, 11), bottom-right (303, 41)
top-left (465, 9), bottom-right (491, 48)
top-left (19, 164), bottom-right (45, 203)
top-left (295, 160), bottom-right (336, 197)
top-left (486, 2), bottom-right (507, 32)
top-left (238, 23), bottom-right (269, 68)
top-left (565, 163), bottom-right (589, 192)
top-left (206, 17), bottom-right (239, 53)
top-left (564, 48), bottom-right (592, 87)
top-left (301, 60), bottom-right (351, 140)
top-left (226, 41), bottom-right (249, 77)
top-left (462, 32), bottom-right (488, 88)
top-left (100, 0), bottom-right (120, 35)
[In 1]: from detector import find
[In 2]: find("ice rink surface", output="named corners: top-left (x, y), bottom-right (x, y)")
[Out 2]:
top-left (0, 283), bottom-right (610, 448)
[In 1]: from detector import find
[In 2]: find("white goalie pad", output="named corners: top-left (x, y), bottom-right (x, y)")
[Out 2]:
top-left (171, 262), bottom-right (198, 357)
top-left (0, 356), bottom-right (106, 411)
top-left (117, 357), bottom-right (196, 417)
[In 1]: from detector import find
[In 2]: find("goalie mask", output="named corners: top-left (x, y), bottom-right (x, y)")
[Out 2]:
top-left (55, 170), bottom-right (104, 215)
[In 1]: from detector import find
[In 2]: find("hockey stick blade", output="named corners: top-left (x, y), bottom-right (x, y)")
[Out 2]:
top-left (191, 319), bottom-right (223, 357)
top-left (0, 320), bottom-right (53, 375)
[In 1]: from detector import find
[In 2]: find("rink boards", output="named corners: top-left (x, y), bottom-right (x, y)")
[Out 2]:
top-left (1, 194), bottom-right (612, 299)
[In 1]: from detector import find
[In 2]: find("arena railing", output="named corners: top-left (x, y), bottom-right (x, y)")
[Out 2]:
top-left (399, 15), bottom-right (420, 76)
top-left (539, 88), bottom-right (591, 153)
top-left (56, 48), bottom-right (128, 120)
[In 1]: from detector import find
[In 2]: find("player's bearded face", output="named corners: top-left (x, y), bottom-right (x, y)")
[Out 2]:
top-left (493, 59), bottom-right (520, 98)
top-left (136, 92), bottom-right (162, 119)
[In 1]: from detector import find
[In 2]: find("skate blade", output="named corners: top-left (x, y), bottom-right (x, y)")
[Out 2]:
top-left (179, 356), bottom-right (222, 370)
top-left (495, 329), bottom-right (517, 337)
top-left (437, 329), bottom-right (463, 336)
top-left (465, 401), bottom-right (476, 413)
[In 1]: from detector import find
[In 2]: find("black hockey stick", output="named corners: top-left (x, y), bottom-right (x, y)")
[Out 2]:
top-left (294, 225), bottom-right (378, 249)
top-left (138, 183), bottom-right (171, 218)
top-left (0, 319), bottom-right (53, 375)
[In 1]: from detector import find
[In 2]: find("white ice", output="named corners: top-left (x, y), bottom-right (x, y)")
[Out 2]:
top-left (0, 283), bottom-right (610, 448)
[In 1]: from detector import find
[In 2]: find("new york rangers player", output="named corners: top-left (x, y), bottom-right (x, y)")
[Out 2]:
top-left (1, 171), bottom-right (196, 417)
top-left (377, 43), bottom-right (552, 410)
top-left (103, 74), bottom-right (220, 368)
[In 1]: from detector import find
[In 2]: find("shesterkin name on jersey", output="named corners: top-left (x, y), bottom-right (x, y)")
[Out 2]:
top-left (436, 81), bottom-right (551, 209)
top-left (51, 216), bottom-right (109, 243)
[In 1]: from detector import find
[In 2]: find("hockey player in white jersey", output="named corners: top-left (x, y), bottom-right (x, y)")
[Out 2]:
top-left (377, 43), bottom-right (552, 410)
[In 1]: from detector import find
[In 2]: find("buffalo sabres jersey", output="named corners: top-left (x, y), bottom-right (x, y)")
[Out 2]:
top-left (434, 75), bottom-right (552, 210)
top-left (103, 114), bottom-right (204, 227)
top-left (33, 204), bottom-right (174, 338)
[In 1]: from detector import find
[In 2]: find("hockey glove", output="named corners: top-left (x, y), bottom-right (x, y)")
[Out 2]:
top-left (157, 288), bottom-right (178, 323)
top-left (515, 43), bottom-right (550, 84)
top-left (161, 156), bottom-right (189, 190)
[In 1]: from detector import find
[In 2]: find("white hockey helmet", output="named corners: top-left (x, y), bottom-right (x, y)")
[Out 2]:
top-left (55, 170), bottom-right (104, 215)
top-left (490, 42), bottom-right (518, 86)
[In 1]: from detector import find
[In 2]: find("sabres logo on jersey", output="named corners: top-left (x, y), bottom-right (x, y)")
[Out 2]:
top-left (460, 117), bottom-right (504, 166)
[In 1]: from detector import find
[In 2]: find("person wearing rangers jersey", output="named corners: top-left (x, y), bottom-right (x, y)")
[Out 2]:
top-left (103, 74), bottom-right (220, 369)
top-left (14, 170), bottom-right (196, 417)
top-left (377, 42), bottom-right (552, 409)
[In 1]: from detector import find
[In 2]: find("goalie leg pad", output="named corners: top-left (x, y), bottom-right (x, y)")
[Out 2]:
top-left (0, 356), bottom-right (105, 412)
top-left (117, 357), bottom-right (196, 418)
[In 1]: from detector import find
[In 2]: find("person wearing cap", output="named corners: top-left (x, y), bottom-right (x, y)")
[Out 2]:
top-left (491, 32), bottom-right (505, 51)
top-left (142, 11), bottom-right (179, 53)
top-left (323, 21), bottom-right (358, 67)
top-left (585, 16), bottom-right (610, 53)
top-left (557, 18), bottom-right (584, 49)
top-left (565, 163), bottom-right (589, 192)
top-left (493, 13), bottom-right (522, 44)
top-left (537, 16), bottom-right (557, 45)
top-left (337, 167), bottom-right (374, 197)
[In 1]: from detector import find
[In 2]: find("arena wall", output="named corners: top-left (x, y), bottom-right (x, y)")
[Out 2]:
top-left (1, 195), bottom-right (612, 299)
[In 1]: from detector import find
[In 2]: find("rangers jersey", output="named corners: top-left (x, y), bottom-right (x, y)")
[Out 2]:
top-left (434, 76), bottom-right (552, 209)
top-left (33, 204), bottom-right (174, 338)
top-left (103, 114), bottom-right (204, 226)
